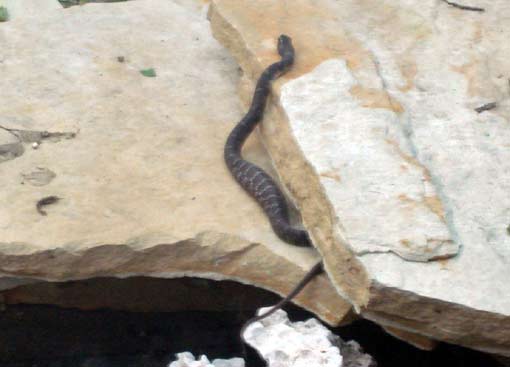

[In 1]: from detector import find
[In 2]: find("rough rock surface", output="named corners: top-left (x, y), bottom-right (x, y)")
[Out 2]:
top-left (0, 0), bottom-right (350, 325)
top-left (209, 0), bottom-right (510, 356)
top-left (243, 307), bottom-right (376, 367)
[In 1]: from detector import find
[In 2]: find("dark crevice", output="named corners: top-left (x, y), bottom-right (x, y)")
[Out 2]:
top-left (0, 276), bottom-right (505, 367)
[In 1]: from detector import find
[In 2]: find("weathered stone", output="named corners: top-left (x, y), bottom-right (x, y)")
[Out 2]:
top-left (209, 0), bottom-right (510, 356)
top-left (0, 0), bottom-right (351, 325)
top-left (243, 308), bottom-right (376, 367)
top-left (0, 0), bottom-right (61, 21)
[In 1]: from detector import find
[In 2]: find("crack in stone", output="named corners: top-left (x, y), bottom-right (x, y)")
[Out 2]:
top-left (354, 237), bottom-right (456, 262)
top-left (0, 124), bottom-right (77, 164)
top-left (366, 49), bottom-right (462, 258)
top-left (8, 129), bottom-right (77, 143)
top-left (398, 113), bottom-right (463, 255)
top-left (0, 124), bottom-right (20, 140)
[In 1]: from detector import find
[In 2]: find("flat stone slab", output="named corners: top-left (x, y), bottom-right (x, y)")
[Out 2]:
top-left (209, 0), bottom-right (510, 356)
top-left (0, 0), bottom-right (351, 325)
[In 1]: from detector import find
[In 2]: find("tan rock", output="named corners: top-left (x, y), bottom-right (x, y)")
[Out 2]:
top-left (209, 0), bottom-right (510, 356)
top-left (0, 0), bottom-right (351, 325)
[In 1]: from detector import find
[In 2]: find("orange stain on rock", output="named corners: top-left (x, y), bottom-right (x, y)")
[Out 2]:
top-left (450, 58), bottom-right (482, 97)
top-left (212, 0), bottom-right (411, 118)
top-left (398, 193), bottom-right (412, 203)
top-left (398, 192), bottom-right (446, 223)
top-left (424, 195), bottom-right (446, 222)
top-left (385, 138), bottom-right (423, 169)
top-left (350, 85), bottom-right (404, 113)
top-left (400, 239), bottom-right (411, 248)
top-left (438, 258), bottom-right (451, 270)
top-left (212, 0), bottom-right (373, 79)
top-left (398, 59), bottom-right (417, 92)
top-left (320, 171), bottom-right (342, 182)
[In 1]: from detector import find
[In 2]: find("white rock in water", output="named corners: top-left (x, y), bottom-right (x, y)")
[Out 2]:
top-left (168, 352), bottom-right (244, 367)
top-left (244, 307), bottom-right (344, 367)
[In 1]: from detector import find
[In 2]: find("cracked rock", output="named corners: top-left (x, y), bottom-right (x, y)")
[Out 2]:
top-left (209, 0), bottom-right (510, 357)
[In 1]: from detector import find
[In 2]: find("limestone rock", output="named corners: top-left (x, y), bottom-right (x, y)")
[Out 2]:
top-left (243, 307), bottom-right (376, 367)
top-left (0, 0), bottom-right (350, 325)
top-left (209, 0), bottom-right (510, 356)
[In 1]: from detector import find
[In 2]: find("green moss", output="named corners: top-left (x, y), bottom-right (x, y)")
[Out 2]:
top-left (140, 68), bottom-right (157, 78)
top-left (0, 7), bottom-right (9, 22)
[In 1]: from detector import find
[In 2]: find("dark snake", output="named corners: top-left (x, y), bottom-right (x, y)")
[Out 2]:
top-left (223, 35), bottom-right (325, 354)
top-left (224, 34), bottom-right (311, 247)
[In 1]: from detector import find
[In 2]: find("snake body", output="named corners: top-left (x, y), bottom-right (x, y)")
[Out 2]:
top-left (224, 35), bottom-right (311, 247)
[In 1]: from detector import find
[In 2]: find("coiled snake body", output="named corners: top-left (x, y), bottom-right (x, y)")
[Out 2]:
top-left (224, 35), bottom-right (311, 247)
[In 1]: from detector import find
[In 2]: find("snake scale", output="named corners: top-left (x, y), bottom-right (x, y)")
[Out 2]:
top-left (224, 34), bottom-right (311, 248)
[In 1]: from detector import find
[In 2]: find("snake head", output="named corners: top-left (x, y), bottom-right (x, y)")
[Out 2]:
top-left (277, 34), bottom-right (294, 58)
